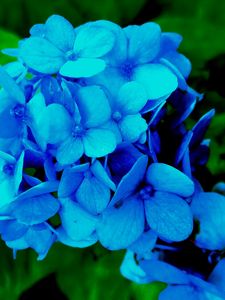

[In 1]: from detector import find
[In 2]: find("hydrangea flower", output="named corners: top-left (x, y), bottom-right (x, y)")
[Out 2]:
top-left (0, 16), bottom-right (223, 295)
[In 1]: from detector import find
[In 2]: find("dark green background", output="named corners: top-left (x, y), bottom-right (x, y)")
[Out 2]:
top-left (0, 0), bottom-right (224, 299)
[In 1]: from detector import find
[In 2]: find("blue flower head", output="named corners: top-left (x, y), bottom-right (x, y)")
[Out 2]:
top-left (0, 14), bottom-right (220, 274)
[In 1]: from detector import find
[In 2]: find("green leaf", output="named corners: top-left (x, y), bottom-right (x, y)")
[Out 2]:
top-left (0, 0), bottom-right (147, 36)
top-left (0, 28), bottom-right (19, 64)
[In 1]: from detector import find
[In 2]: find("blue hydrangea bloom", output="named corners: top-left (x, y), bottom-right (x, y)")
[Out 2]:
top-left (0, 14), bottom-right (222, 278)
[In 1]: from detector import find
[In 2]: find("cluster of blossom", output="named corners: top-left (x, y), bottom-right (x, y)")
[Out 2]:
top-left (0, 15), bottom-right (225, 299)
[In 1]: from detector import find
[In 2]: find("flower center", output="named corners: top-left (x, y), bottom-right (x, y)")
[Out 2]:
top-left (3, 163), bottom-right (15, 176)
top-left (11, 104), bottom-right (25, 120)
top-left (120, 61), bottom-right (134, 79)
top-left (65, 50), bottom-right (78, 61)
top-left (112, 111), bottom-right (122, 122)
top-left (139, 185), bottom-right (154, 200)
top-left (72, 124), bottom-right (84, 137)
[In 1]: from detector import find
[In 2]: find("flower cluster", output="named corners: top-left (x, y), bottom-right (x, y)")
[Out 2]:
top-left (0, 15), bottom-right (225, 298)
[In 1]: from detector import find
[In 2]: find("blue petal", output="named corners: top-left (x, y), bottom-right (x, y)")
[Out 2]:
top-left (40, 103), bottom-right (72, 144)
top-left (118, 114), bottom-right (148, 142)
top-left (191, 192), bottom-right (225, 250)
top-left (133, 64), bottom-right (178, 99)
top-left (74, 23), bottom-right (115, 58)
top-left (117, 81), bottom-right (148, 115)
top-left (120, 251), bottom-right (151, 284)
top-left (77, 86), bottom-right (111, 128)
top-left (60, 58), bottom-right (106, 78)
top-left (19, 37), bottom-right (65, 74)
top-left (60, 198), bottom-right (97, 240)
top-left (76, 174), bottom-right (110, 214)
top-left (13, 194), bottom-right (60, 225)
top-left (190, 109), bottom-right (215, 148)
top-left (57, 226), bottom-right (97, 248)
top-left (83, 128), bottom-right (117, 158)
top-left (129, 230), bottom-right (157, 259)
top-left (58, 163), bottom-right (89, 197)
top-left (56, 136), bottom-right (84, 165)
top-left (145, 191), bottom-right (193, 242)
top-left (15, 181), bottom-right (59, 201)
top-left (140, 259), bottom-right (189, 285)
top-left (0, 67), bottom-right (25, 104)
top-left (45, 15), bottom-right (75, 51)
top-left (209, 258), bottom-right (225, 295)
top-left (14, 151), bottom-right (24, 192)
top-left (159, 286), bottom-right (198, 300)
top-left (1, 220), bottom-right (28, 241)
top-left (146, 163), bottom-right (194, 197)
top-left (90, 160), bottom-right (116, 191)
top-left (25, 224), bottom-right (55, 260)
top-left (110, 155), bottom-right (148, 206)
top-left (97, 196), bottom-right (145, 250)
top-left (125, 23), bottom-right (161, 63)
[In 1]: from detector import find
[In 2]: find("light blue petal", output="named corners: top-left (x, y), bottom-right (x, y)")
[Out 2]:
top-left (57, 226), bottom-right (97, 248)
top-left (30, 24), bottom-right (45, 37)
top-left (119, 114), bottom-right (148, 143)
top-left (13, 194), bottom-right (60, 225)
top-left (90, 160), bottom-right (116, 191)
top-left (26, 93), bottom-right (47, 150)
top-left (56, 136), bottom-right (84, 165)
top-left (60, 197), bottom-right (97, 240)
top-left (6, 237), bottom-right (29, 250)
top-left (83, 128), bottom-right (117, 158)
top-left (191, 192), bottom-right (225, 250)
top-left (134, 64), bottom-right (178, 99)
top-left (76, 175), bottom-right (110, 214)
top-left (60, 58), bottom-right (106, 78)
top-left (77, 86), bottom-right (111, 128)
top-left (146, 163), bottom-right (194, 197)
top-left (145, 191), bottom-right (193, 242)
top-left (117, 81), bottom-right (148, 115)
top-left (58, 163), bottom-right (89, 197)
top-left (14, 151), bottom-right (24, 193)
top-left (97, 196), bottom-right (144, 250)
top-left (45, 15), bottom-right (76, 51)
top-left (40, 103), bottom-right (72, 144)
top-left (120, 251), bottom-right (151, 284)
top-left (110, 155), bottom-right (148, 206)
top-left (0, 67), bottom-right (25, 104)
top-left (74, 23), bottom-right (115, 58)
top-left (125, 23), bottom-right (161, 63)
top-left (0, 179), bottom-right (16, 208)
top-left (102, 120), bottom-right (122, 144)
top-left (19, 37), bottom-right (65, 74)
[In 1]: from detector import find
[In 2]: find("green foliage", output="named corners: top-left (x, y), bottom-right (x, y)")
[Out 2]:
top-left (0, 28), bottom-right (19, 64)
top-left (0, 241), bottom-right (165, 300)
top-left (154, 0), bottom-right (225, 70)
top-left (0, 0), bottom-right (146, 36)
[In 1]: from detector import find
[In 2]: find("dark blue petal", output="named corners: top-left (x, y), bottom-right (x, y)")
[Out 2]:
top-left (110, 155), bottom-right (148, 206)
top-left (13, 194), bottom-right (60, 225)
